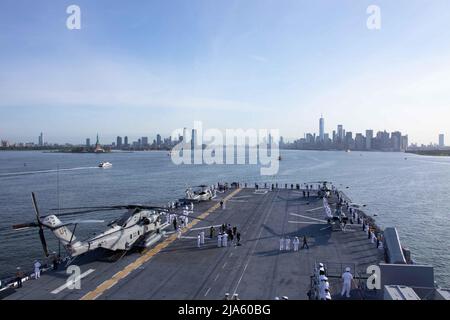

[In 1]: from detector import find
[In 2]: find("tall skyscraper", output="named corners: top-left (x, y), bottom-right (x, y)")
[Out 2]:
top-left (439, 134), bottom-right (445, 148)
top-left (391, 131), bottom-right (402, 151)
top-left (191, 129), bottom-right (197, 150)
top-left (355, 133), bottom-right (365, 150)
top-left (38, 132), bottom-right (43, 146)
top-left (319, 115), bottom-right (325, 141)
top-left (141, 137), bottom-right (149, 147)
top-left (366, 130), bottom-right (373, 150)
top-left (337, 125), bottom-right (344, 142)
top-left (116, 136), bottom-right (123, 148)
top-left (124, 136), bottom-right (128, 147)
top-left (376, 131), bottom-right (390, 150)
top-left (401, 135), bottom-right (409, 151)
top-left (345, 132), bottom-right (353, 149)
top-left (86, 138), bottom-right (91, 147)
top-left (156, 134), bottom-right (162, 146)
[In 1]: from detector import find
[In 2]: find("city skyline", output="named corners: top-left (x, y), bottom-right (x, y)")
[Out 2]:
top-left (280, 115), bottom-right (410, 152)
top-left (1, 114), bottom-right (447, 150)
top-left (2, 1), bottom-right (450, 144)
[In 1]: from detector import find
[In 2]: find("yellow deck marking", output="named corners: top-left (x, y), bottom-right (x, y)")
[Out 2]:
top-left (80, 188), bottom-right (241, 300)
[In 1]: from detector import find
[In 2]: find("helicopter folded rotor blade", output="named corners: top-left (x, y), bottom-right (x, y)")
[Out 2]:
top-left (73, 219), bottom-right (105, 223)
top-left (38, 225), bottom-right (49, 257)
top-left (57, 219), bottom-right (105, 228)
top-left (31, 192), bottom-right (50, 257)
top-left (50, 206), bottom-right (120, 211)
top-left (12, 222), bottom-right (39, 230)
top-left (45, 208), bottom-right (120, 217)
top-left (51, 205), bottom-right (169, 212)
top-left (102, 205), bottom-right (169, 211)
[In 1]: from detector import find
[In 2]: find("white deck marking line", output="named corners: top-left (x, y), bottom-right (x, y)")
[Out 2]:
top-left (204, 287), bottom-right (211, 296)
top-left (289, 213), bottom-right (327, 223)
top-left (190, 224), bottom-right (222, 231)
top-left (233, 261), bottom-right (249, 295)
top-left (305, 207), bottom-right (323, 212)
top-left (213, 274), bottom-right (220, 282)
top-left (231, 195), bottom-right (252, 199)
top-left (288, 221), bottom-right (327, 225)
top-left (232, 190), bottom-right (275, 295)
top-left (51, 269), bottom-right (95, 294)
top-left (222, 262), bottom-right (227, 269)
top-left (254, 190), bottom-right (268, 194)
top-left (229, 252), bottom-right (233, 258)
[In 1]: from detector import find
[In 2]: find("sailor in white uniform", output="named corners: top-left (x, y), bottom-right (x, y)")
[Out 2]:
top-left (279, 237), bottom-right (284, 251)
top-left (197, 234), bottom-right (201, 248)
top-left (190, 202), bottom-right (194, 211)
top-left (319, 276), bottom-right (329, 300)
top-left (371, 232), bottom-right (376, 244)
top-left (285, 237), bottom-right (291, 251)
top-left (179, 216), bottom-right (184, 227)
top-left (218, 234), bottom-right (222, 247)
top-left (319, 268), bottom-right (326, 280)
top-left (341, 267), bottom-right (353, 298)
top-left (200, 231), bottom-right (205, 245)
top-left (324, 288), bottom-right (332, 300)
top-left (34, 260), bottom-right (41, 279)
top-left (222, 232), bottom-right (228, 247)
top-left (293, 237), bottom-right (299, 251)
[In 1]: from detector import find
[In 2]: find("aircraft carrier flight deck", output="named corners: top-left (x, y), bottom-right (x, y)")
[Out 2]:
top-left (1, 184), bottom-right (446, 300)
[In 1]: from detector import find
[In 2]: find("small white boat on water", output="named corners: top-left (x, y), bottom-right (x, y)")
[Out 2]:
top-left (98, 162), bottom-right (112, 168)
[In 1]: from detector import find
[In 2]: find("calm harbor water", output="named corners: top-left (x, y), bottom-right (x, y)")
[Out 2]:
top-left (0, 150), bottom-right (449, 287)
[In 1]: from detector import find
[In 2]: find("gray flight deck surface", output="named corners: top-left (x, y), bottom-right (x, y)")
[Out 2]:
top-left (3, 187), bottom-right (383, 300)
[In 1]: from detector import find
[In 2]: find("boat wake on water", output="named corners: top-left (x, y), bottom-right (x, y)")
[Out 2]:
top-left (0, 166), bottom-right (99, 177)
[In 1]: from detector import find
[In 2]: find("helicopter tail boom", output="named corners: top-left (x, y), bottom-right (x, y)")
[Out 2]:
top-left (42, 215), bottom-right (77, 245)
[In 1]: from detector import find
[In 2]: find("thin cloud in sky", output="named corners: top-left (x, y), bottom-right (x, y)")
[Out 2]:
top-left (248, 54), bottom-right (268, 63)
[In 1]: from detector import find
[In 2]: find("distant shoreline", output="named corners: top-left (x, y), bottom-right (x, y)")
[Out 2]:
top-left (0, 149), bottom-right (168, 153)
top-left (406, 150), bottom-right (450, 157)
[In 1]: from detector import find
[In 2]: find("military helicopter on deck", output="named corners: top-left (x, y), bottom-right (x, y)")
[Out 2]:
top-left (185, 185), bottom-right (216, 202)
top-left (12, 193), bottom-right (206, 262)
top-left (304, 181), bottom-right (334, 198)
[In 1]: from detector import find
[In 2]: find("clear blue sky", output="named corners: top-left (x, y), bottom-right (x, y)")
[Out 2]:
top-left (1, 0), bottom-right (450, 145)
